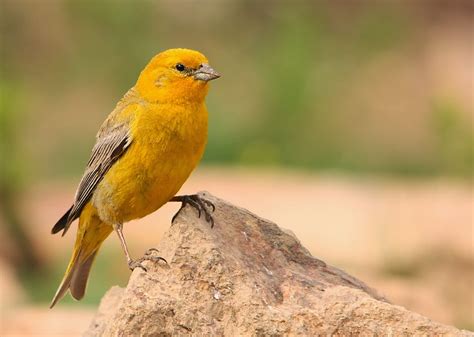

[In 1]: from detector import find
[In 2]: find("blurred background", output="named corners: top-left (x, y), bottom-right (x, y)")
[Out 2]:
top-left (0, 0), bottom-right (472, 335)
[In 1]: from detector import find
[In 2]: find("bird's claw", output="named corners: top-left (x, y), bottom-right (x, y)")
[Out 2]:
top-left (202, 199), bottom-right (215, 212)
top-left (144, 248), bottom-right (161, 256)
top-left (171, 194), bottom-right (215, 227)
top-left (128, 259), bottom-right (147, 272)
top-left (128, 249), bottom-right (168, 271)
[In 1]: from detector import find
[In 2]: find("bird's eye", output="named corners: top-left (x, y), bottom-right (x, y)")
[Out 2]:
top-left (175, 63), bottom-right (185, 72)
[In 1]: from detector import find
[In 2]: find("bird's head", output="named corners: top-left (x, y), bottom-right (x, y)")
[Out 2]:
top-left (135, 48), bottom-right (220, 103)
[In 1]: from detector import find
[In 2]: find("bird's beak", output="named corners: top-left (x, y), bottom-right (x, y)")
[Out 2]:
top-left (194, 64), bottom-right (220, 82)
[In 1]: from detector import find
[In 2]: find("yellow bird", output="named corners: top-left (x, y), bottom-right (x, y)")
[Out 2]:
top-left (49, 48), bottom-right (220, 308)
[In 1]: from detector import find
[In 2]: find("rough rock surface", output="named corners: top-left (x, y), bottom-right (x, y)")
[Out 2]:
top-left (86, 192), bottom-right (470, 336)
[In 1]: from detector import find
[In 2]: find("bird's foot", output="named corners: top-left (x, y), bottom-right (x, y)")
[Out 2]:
top-left (127, 259), bottom-right (147, 272)
top-left (170, 194), bottom-right (215, 227)
top-left (127, 249), bottom-right (167, 272)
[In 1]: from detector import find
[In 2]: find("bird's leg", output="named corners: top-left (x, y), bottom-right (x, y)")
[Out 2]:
top-left (113, 223), bottom-right (146, 271)
top-left (113, 224), bottom-right (167, 271)
top-left (170, 194), bottom-right (215, 227)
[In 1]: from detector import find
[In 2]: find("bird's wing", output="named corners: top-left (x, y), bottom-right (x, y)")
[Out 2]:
top-left (51, 120), bottom-right (132, 235)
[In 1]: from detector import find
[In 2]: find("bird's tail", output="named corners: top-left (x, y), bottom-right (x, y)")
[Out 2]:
top-left (50, 203), bottom-right (113, 308)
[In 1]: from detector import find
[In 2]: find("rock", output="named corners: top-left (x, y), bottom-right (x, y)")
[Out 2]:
top-left (85, 192), bottom-right (470, 336)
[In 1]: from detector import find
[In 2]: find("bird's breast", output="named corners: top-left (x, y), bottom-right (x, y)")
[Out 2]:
top-left (93, 102), bottom-right (208, 224)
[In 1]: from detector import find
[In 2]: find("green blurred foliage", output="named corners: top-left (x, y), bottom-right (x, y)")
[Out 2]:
top-left (432, 98), bottom-right (473, 176)
top-left (0, 78), bottom-right (25, 189)
top-left (1, 0), bottom-right (472, 182)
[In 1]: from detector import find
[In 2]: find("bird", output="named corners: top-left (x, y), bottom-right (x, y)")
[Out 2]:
top-left (49, 48), bottom-right (220, 308)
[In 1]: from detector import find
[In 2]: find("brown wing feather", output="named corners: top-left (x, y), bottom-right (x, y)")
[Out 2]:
top-left (53, 122), bottom-right (132, 236)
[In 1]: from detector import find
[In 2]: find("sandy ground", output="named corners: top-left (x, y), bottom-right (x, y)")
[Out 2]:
top-left (2, 307), bottom-right (94, 337)
top-left (1, 167), bottom-right (473, 335)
